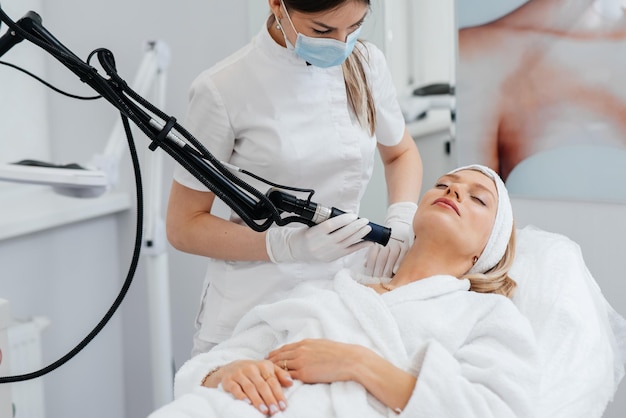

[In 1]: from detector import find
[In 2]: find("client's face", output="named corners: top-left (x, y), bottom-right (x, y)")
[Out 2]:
top-left (415, 170), bottom-right (498, 258)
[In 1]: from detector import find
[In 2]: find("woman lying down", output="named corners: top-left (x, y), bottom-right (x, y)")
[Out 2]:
top-left (149, 165), bottom-right (540, 418)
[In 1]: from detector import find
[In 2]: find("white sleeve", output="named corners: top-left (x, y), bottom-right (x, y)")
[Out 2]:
top-left (173, 71), bottom-right (236, 191)
top-left (401, 301), bottom-right (540, 418)
top-left (173, 310), bottom-right (280, 399)
top-left (360, 42), bottom-right (406, 147)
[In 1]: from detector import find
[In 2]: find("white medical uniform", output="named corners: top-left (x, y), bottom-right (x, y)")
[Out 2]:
top-left (173, 19), bottom-right (405, 353)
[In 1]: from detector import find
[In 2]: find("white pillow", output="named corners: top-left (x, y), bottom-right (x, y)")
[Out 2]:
top-left (510, 225), bottom-right (626, 418)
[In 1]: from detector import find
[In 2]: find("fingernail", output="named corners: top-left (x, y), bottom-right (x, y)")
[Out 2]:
top-left (279, 400), bottom-right (287, 410)
top-left (269, 404), bottom-right (279, 414)
top-left (245, 398), bottom-right (252, 405)
top-left (259, 404), bottom-right (269, 414)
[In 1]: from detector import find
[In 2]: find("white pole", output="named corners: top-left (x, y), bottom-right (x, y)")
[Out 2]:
top-left (145, 245), bottom-right (174, 407)
top-left (138, 41), bottom-right (175, 408)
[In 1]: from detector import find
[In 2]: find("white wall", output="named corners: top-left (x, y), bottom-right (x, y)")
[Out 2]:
top-left (0, 0), bottom-right (51, 193)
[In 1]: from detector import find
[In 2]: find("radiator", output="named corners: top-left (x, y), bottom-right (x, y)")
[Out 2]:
top-left (6, 315), bottom-right (49, 418)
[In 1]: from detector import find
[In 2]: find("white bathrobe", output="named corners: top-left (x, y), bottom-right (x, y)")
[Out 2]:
top-left (150, 270), bottom-right (539, 418)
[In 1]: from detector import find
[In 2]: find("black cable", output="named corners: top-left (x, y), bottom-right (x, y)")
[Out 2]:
top-left (94, 48), bottom-right (291, 229)
top-left (0, 113), bottom-right (144, 384)
top-left (0, 60), bottom-right (101, 100)
top-left (0, 6), bottom-right (313, 235)
top-left (0, 8), bottom-right (151, 384)
top-left (0, 5), bottom-right (354, 383)
top-left (0, 7), bottom-right (291, 384)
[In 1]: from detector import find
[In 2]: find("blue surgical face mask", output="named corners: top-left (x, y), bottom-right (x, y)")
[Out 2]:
top-left (277, 2), bottom-right (363, 68)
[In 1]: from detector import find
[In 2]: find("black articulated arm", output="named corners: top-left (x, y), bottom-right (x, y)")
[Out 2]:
top-left (0, 6), bottom-right (390, 384)
top-left (0, 7), bottom-right (391, 238)
top-left (0, 7), bottom-right (282, 231)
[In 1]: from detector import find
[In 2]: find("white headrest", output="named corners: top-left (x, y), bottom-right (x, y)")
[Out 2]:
top-left (510, 225), bottom-right (626, 417)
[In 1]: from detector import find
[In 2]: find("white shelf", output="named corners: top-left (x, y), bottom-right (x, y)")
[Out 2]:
top-left (0, 186), bottom-right (131, 241)
top-left (407, 109), bottom-right (453, 139)
top-left (0, 164), bottom-right (108, 188)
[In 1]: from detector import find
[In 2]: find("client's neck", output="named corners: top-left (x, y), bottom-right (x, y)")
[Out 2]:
top-left (391, 245), bottom-right (466, 287)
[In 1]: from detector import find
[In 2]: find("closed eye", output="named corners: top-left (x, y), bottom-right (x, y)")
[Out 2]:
top-left (472, 196), bottom-right (486, 206)
top-left (352, 19), bottom-right (365, 29)
top-left (311, 15), bottom-right (366, 36)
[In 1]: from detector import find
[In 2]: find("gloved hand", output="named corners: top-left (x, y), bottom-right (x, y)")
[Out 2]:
top-left (364, 202), bottom-right (417, 278)
top-left (266, 213), bottom-right (374, 263)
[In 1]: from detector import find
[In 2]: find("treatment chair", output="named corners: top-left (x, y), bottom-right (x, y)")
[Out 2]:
top-left (510, 226), bottom-right (626, 418)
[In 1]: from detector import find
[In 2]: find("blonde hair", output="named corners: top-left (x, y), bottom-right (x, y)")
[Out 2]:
top-left (342, 42), bottom-right (376, 136)
top-left (461, 225), bottom-right (518, 298)
top-left (276, 1), bottom-right (376, 135)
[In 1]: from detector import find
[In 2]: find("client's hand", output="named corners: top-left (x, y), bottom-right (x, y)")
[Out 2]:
top-left (218, 359), bottom-right (293, 416)
top-left (267, 339), bottom-right (362, 384)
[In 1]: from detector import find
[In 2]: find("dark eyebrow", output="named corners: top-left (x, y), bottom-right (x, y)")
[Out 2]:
top-left (311, 11), bottom-right (368, 30)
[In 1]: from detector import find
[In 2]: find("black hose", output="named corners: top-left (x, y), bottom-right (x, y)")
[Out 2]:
top-left (0, 115), bottom-right (144, 384)
top-left (0, 7), bottom-right (299, 384)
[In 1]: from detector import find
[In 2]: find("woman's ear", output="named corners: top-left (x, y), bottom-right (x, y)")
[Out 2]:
top-left (268, 0), bottom-right (283, 18)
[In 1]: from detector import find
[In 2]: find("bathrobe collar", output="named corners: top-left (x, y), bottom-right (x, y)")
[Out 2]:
top-left (379, 275), bottom-right (471, 305)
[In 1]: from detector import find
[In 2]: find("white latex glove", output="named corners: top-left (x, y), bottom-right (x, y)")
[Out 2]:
top-left (266, 213), bottom-right (374, 263)
top-left (364, 202), bottom-right (417, 278)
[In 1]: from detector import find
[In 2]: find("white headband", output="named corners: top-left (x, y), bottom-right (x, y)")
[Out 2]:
top-left (448, 164), bottom-right (513, 274)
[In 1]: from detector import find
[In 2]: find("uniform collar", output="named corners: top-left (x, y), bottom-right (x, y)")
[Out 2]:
top-left (256, 17), bottom-right (315, 68)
